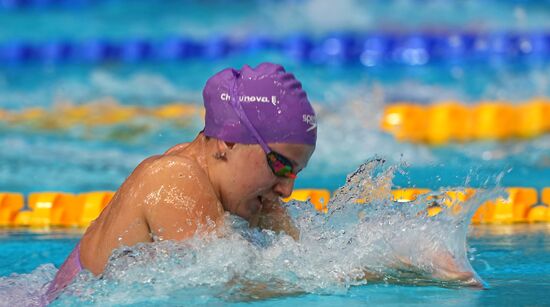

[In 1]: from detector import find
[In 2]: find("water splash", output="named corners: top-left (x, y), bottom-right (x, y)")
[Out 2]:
top-left (0, 264), bottom-right (56, 307)
top-left (0, 159), bottom-right (503, 306)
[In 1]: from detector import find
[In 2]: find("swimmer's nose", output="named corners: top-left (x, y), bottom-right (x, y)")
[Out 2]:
top-left (273, 178), bottom-right (295, 198)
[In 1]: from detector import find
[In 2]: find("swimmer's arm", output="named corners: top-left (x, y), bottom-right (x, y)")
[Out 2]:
top-left (141, 156), bottom-right (223, 241)
top-left (252, 199), bottom-right (299, 240)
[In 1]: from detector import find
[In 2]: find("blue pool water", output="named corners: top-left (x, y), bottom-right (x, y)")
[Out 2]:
top-left (1, 224), bottom-right (549, 306)
top-left (1, 60), bottom-right (549, 193)
top-left (0, 1), bottom-right (549, 196)
top-left (0, 1), bottom-right (550, 306)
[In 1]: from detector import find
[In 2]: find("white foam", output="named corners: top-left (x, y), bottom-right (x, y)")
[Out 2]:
top-left (25, 159), bottom-right (496, 304)
top-left (0, 136), bottom-right (510, 305)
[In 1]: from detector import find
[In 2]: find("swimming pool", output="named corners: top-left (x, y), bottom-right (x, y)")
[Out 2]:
top-left (1, 222), bottom-right (549, 306)
top-left (1, 0), bottom-right (550, 306)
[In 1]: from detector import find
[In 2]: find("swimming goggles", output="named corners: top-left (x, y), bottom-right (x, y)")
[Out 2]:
top-left (228, 80), bottom-right (297, 179)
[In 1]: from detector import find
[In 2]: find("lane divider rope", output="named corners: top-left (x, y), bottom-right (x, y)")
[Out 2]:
top-left (0, 100), bottom-right (203, 130)
top-left (381, 98), bottom-right (550, 144)
top-left (2, 99), bottom-right (549, 144)
top-left (1, 187), bottom-right (549, 228)
top-left (2, 31), bottom-right (550, 66)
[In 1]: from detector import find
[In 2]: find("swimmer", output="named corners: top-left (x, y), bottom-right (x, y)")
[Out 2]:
top-left (44, 63), bottom-right (317, 302)
top-left (44, 62), bottom-right (481, 303)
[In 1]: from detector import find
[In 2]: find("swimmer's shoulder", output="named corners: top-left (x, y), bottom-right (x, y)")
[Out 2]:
top-left (135, 154), bottom-right (223, 240)
top-left (115, 152), bottom-right (215, 209)
top-left (163, 142), bottom-right (190, 155)
top-left (132, 153), bottom-right (211, 190)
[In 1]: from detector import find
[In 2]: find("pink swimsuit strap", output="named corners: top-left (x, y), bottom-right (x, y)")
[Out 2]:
top-left (43, 242), bottom-right (82, 304)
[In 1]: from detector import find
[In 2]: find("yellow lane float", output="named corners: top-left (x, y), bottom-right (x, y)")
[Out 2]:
top-left (381, 98), bottom-right (550, 144)
top-left (543, 187), bottom-right (550, 205)
top-left (391, 188), bottom-right (431, 202)
top-left (283, 189), bottom-right (331, 213)
top-left (0, 193), bottom-right (24, 226)
top-left (426, 102), bottom-right (472, 144)
top-left (2, 187), bottom-right (550, 228)
top-left (528, 187), bottom-right (550, 222)
top-left (10, 191), bottom-right (114, 228)
top-left (0, 100), bottom-right (202, 131)
top-left (472, 102), bottom-right (515, 140)
top-left (76, 191), bottom-right (115, 227)
top-left (153, 103), bottom-right (203, 120)
top-left (430, 189), bottom-right (477, 217)
top-left (24, 192), bottom-right (77, 227)
top-left (380, 104), bottom-right (427, 143)
top-left (527, 205), bottom-right (549, 223)
top-left (474, 188), bottom-right (538, 224)
top-left (516, 99), bottom-right (550, 138)
top-left (3, 98), bottom-right (549, 145)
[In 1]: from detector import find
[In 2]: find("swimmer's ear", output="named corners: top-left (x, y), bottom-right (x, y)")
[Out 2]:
top-left (215, 139), bottom-right (235, 153)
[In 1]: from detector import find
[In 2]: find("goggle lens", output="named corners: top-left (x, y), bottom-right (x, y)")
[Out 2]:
top-left (266, 152), bottom-right (297, 179)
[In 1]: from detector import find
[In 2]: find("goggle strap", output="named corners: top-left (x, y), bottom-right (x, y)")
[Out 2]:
top-left (228, 78), bottom-right (271, 154)
top-left (228, 77), bottom-right (296, 179)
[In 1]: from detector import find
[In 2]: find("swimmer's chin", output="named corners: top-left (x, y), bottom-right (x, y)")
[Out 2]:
top-left (233, 198), bottom-right (263, 222)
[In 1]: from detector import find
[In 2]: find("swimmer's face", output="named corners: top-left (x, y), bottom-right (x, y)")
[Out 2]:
top-left (218, 143), bottom-right (314, 221)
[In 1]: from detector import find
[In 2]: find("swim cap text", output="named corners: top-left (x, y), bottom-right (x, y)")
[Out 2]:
top-left (303, 114), bottom-right (317, 132)
top-left (220, 93), bottom-right (278, 105)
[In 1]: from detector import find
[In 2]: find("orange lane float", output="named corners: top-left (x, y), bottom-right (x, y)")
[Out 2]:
top-left (153, 103), bottom-right (203, 120)
top-left (381, 98), bottom-right (550, 144)
top-left (528, 187), bottom-right (550, 223)
top-left (2, 187), bottom-right (550, 228)
top-left (2, 98), bottom-right (549, 144)
top-left (0, 193), bottom-right (24, 226)
top-left (472, 102), bottom-right (515, 140)
top-left (0, 101), bottom-right (203, 131)
top-left (426, 102), bottom-right (472, 145)
top-left (76, 191), bottom-right (115, 227)
top-left (526, 205), bottom-right (549, 223)
top-left (542, 187), bottom-right (550, 206)
top-left (11, 191), bottom-right (114, 228)
top-left (516, 99), bottom-right (550, 138)
top-left (283, 189), bottom-right (331, 213)
top-left (391, 188), bottom-right (442, 216)
top-left (24, 192), bottom-right (77, 227)
top-left (432, 189), bottom-right (477, 217)
top-left (474, 188), bottom-right (538, 224)
top-left (380, 104), bottom-right (427, 143)
top-left (390, 188), bottom-right (477, 217)
top-left (391, 188), bottom-right (431, 202)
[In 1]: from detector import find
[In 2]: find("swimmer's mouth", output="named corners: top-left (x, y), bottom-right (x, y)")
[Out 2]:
top-left (257, 195), bottom-right (277, 207)
top-left (249, 196), bottom-right (262, 214)
top-left (258, 195), bottom-right (279, 206)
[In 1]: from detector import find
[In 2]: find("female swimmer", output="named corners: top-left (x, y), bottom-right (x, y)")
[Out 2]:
top-left (44, 62), bottom-right (481, 303)
top-left (45, 62), bottom-right (317, 302)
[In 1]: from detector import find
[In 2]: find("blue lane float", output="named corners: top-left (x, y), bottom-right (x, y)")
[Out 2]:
top-left (0, 0), bottom-right (95, 10)
top-left (1, 31), bottom-right (550, 66)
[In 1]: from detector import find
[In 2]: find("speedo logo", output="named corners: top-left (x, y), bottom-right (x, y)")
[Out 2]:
top-left (303, 114), bottom-right (317, 132)
top-left (220, 93), bottom-right (279, 105)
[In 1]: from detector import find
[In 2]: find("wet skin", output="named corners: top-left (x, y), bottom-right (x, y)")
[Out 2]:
top-left (77, 133), bottom-right (480, 288)
top-left (79, 133), bottom-right (314, 275)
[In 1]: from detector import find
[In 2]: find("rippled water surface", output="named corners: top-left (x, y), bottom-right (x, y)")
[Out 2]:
top-left (0, 160), bottom-right (548, 306)
top-left (0, 1), bottom-right (549, 306)
top-left (0, 225), bottom-right (548, 306)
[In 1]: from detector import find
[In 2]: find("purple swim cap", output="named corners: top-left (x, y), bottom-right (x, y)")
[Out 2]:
top-left (203, 63), bottom-right (317, 148)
